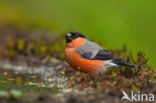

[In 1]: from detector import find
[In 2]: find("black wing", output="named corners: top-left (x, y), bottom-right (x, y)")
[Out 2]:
top-left (92, 49), bottom-right (114, 60)
top-left (81, 52), bottom-right (93, 59)
top-left (80, 49), bottom-right (114, 60)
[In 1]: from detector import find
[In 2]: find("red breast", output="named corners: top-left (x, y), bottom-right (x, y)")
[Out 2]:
top-left (65, 37), bottom-right (104, 74)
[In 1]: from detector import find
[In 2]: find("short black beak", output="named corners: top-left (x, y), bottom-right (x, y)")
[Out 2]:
top-left (65, 35), bottom-right (72, 43)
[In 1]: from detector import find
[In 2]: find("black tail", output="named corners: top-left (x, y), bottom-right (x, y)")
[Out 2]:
top-left (112, 58), bottom-right (136, 67)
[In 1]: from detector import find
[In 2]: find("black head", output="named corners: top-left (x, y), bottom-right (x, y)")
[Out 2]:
top-left (65, 32), bottom-right (86, 43)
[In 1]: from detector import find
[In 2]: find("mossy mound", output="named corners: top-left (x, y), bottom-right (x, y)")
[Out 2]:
top-left (0, 27), bottom-right (155, 103)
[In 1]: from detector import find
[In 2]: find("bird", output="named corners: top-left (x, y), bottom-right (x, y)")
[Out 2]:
top-left (65, 32), bottom-right (138, 74)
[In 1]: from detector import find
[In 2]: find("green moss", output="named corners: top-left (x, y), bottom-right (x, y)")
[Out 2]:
top-left (0, 28), bottom-right (155, 102)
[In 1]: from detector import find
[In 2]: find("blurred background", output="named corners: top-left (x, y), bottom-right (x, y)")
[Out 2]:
top-left (0, 0), bottom-right (155, 66)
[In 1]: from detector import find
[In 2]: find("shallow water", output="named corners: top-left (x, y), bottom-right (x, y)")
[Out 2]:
top-left (0, 60), bottom-right (69, 94)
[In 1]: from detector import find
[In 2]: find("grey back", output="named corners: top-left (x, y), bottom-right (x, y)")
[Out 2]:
top-left (76, 39), bottom-right (102, 59)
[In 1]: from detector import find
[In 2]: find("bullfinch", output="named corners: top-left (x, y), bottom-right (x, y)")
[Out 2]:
top-left (65, 32), bottom-right (138, 74)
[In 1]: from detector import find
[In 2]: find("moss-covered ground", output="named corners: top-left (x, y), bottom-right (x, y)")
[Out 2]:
top-left (0, 27), bottom-right (155, 103)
